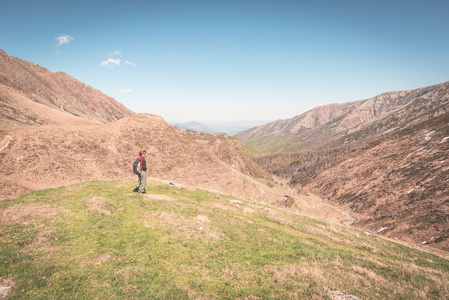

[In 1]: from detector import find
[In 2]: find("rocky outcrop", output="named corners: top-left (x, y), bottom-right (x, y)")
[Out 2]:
top-left (0, 49), bottom-right (134, 126)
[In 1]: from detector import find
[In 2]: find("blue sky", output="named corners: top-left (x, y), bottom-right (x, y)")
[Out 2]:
top-left (1, 0), bottom-right (449, 122)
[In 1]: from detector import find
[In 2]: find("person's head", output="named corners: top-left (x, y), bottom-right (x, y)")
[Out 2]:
top-left (139, 150), bottom-right (147, 156)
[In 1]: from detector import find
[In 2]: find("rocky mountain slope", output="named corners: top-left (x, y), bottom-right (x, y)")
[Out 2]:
top-left (303, 112), bottom-right (449, 251)
top-left (0, 49), bottom-right (134, 126)
top-left (236, 81), bottom-right (448, 153)
top-left (237, 81), bottom-right (449, 251)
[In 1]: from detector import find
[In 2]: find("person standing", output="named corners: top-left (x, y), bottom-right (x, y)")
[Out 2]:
top-left (137, 150), bottom-right (147, 194)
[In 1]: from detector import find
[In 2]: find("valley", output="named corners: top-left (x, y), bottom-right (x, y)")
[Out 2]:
top-left (237, 82), bottom-right (449, 252)
top-left (1, 48), bottom-right (449, 298)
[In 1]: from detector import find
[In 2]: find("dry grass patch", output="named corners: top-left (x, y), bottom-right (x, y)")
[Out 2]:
top-left (242, 206), bottom-right (256, 215)
top-left (351, 265), bottom-right (386, 283)
top-left (0, 278), bottom-right (13, 299)
top-left (265, 264), bottom-right (326, 286)
top-left (145, 194), bottom-right (179, 201)
top-left (220, 267), bottom-right (238, 280)
top-left (209, 202), bottom-right (240, 213)
top-left (95, 254), bottom-right (114, 264)
top-left (143, 211), bottom-right (225, 242)
top-left (86, 196), bottom-right (112, 215)
top-left (364, 256), bottom-right (388, 268)
top-left (264, 208), bottom-right (297, 226)
top-left (0, 203), bottom-right (63, 225)
top-left (325, 287), bottom-right (362, 300)
top-left (21, 227), bottom-right (57, 251)
top-left (195, 214), bottom-right (210, 224)
top-left (401, 262), bottom-right (449, 288)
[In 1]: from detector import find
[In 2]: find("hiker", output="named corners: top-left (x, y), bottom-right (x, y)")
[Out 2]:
top-left (136, 149), bottom-right (147, 194)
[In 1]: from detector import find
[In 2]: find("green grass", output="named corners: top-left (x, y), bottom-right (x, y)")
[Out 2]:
top-left (245, 133), bottom-right (313, 155)
top-left (1, 178), bottom-right (449, 299)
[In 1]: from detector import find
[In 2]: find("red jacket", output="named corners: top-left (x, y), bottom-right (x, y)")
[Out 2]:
top-left (139, 156), bottom-right (147, 171)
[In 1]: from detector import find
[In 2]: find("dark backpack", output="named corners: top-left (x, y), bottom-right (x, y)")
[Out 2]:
top-left (133, 157), bottom-right (143, 175)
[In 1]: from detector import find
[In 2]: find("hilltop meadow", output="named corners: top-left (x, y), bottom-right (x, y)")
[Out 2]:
top-left (1, 178), bottom-right (448, 299)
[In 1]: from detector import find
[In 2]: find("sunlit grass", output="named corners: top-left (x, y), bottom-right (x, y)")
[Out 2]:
top-left (1, 178), bottom-right (448, 299)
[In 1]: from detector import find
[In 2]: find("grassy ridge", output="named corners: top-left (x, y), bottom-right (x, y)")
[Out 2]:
top-left (1, 179), bottom-right (449, 299)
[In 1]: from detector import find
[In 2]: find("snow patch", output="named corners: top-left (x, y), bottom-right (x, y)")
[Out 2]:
top-left (417, 146), bottom-right (426, 152)
top-left (378, 227), bottom-right (388, 233)
top-left (425, 131), bottom-right (435, 140)
top-left (0, 135), bottom-right (13, 153)
top-left (440, 137), bottom-right (449, 143)
top-left (423, 176), bottom-right (437, 184)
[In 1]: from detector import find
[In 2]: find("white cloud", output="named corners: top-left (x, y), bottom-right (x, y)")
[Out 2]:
top-left (55, 35), bottom-right (74, 46)
top-left (109, 50), bottom-right (122, 57)
top-left (116, 89), bottom-right (134, 95)
top-left (100, 58), bottom-right (121, 69)
top-left (100, 51), bottom-right (135, 69)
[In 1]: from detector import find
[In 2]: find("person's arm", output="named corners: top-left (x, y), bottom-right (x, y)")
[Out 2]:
top-left (142, 158), bottom-right (147, 171)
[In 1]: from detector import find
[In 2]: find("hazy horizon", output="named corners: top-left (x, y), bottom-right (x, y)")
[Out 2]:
top-left (167, 119), bottom-right (274, 135)
top-left (166, 119), bottom-right (274, 124)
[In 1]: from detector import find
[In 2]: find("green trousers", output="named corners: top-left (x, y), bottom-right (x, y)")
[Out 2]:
top-left (138, 170), bottom-right (147, 193)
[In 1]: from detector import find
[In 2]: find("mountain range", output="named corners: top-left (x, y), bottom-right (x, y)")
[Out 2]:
top-left (237, 82), bottom-right (449, 251)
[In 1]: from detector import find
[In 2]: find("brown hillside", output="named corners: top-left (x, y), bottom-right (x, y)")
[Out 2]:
top-left (240, 81), bottom-right (449, 251)
top-left (302, 111), bottom-right (449, 251)
top-left (0, 49), bottom-right (134, 126)
top-left (0, 114), bottom-right (287, 205)
top-left (236, 81), bottom-right (447, 153)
